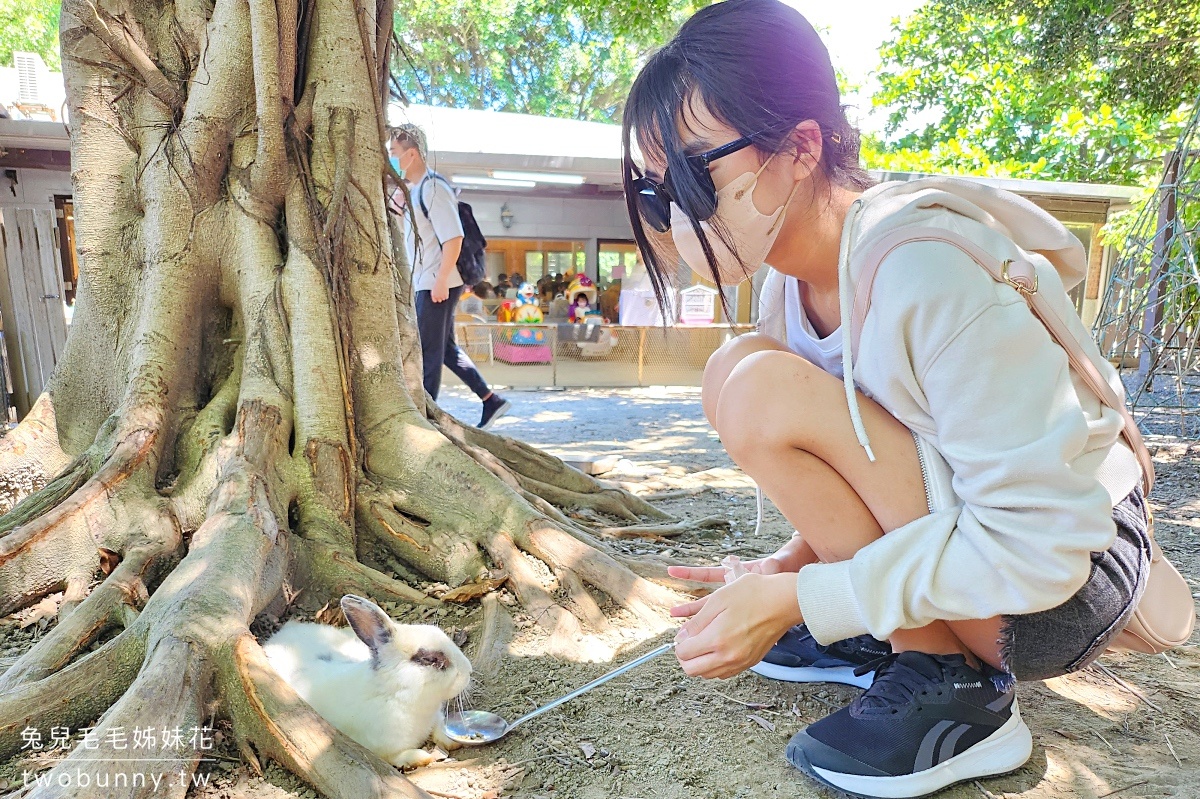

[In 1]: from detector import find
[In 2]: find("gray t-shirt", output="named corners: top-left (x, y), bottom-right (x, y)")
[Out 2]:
top-left (404, 173), bottom-right (465, 293)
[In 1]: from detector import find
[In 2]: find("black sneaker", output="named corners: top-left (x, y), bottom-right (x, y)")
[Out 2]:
top-left (478, 395), bottom-right (511, 429)
top-left (786, 652), bottom-right (1031, 799)
top-left (749, 625), bottom-right (891, 688)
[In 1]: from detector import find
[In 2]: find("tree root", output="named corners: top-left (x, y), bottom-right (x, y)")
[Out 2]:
top-left (470, 594), bottom-right (513, 678)
top-left (0, 456), bottom-right (94, 538)
top-left (291, 537), bottom-right (437, 608)
top-left (522, 523), bottom-right (676, 631)
top-left (482, 533), bottom-right (599, 660)
top-left (553, 567), bottom-right (612, 635)
top-left (0, 394), bottom-right (73, 511)
top-left (17, 635), bottom-right (209, 799)
top-left (221, 634), bottom-right (433, 799)
top-left (356, 488), bottom-right (489, 586)
top-left (0, 542), bottom-right (168, 691)
top-left (0, 427), bottom-right (160, 616)
top-left (614, 553), bottom-right (718, 596)
top-left (513, 474), bottom-right (642, 522)
top-left (427, 402), bottom-right (669, 522)
top-left (596, 516), bottom-right (730, 540)
top-left (0, 628), bottom-right (147, 760)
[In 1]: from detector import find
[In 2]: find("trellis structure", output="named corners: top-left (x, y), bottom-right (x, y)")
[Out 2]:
top-left (1094, 103), bottom-right (1200, 429)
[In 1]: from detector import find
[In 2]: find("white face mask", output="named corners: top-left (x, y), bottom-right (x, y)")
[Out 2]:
top-left (670, 156), bottom-right (800, 285)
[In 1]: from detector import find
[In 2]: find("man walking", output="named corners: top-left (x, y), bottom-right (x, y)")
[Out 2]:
top-left (389, 124), bottom-right (510, 428)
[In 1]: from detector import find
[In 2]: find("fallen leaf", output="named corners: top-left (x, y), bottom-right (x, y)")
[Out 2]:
top-left (440, 576), bottom-right (508, 603)
top-left (314, 602), bottom-right (347, 627)
top-left (579, 741), bottom-right (596, 759)
top-left (747, 714), bottom-right (775, 732)
top-left (19, 596), bottom-right (59, 629)
top-left (98, 548), bottom-right (121, 575)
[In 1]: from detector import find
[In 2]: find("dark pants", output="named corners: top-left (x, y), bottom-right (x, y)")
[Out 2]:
top-left (415, 285), bottom-right (491, 401)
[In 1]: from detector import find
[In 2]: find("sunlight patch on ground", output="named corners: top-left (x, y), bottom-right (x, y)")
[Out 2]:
top-left (528, 410), bottom-right (573, 423)
top-left (1039, 750), bottom-right (1116, 798)
top-left (1042, 671), bottom-right (1139, 720)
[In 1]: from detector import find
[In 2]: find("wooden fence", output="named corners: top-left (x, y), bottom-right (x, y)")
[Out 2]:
top-left (0, 208), bottom-right (70, 419)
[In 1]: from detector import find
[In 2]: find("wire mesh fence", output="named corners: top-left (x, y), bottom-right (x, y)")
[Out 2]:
top-left (447, 321), bottom-right (755, 389)
top-left (1093, 103), bottom-right (1200, 430)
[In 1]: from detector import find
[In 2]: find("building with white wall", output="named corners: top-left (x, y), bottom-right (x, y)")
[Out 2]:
top-left (390, 104), bottom-right (1138, 326)
top-left (0, 99), bottom-right (1139, 329)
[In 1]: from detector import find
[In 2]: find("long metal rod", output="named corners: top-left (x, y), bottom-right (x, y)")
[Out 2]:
top-left (507, 642), bottom-right (675, 731)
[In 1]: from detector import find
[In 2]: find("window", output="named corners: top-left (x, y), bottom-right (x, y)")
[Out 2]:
top-left (487, 239), bottom-right (587, 286)
top-left (1064, 223), bottom-right (1094, 316)
top-left (598, 241), bottom-right (640, 289)
top-left (524, 252), bottom-right (546, 283)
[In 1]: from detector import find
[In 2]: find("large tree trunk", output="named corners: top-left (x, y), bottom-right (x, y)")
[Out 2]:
top-left (0, 2), bottom-right (684, 796)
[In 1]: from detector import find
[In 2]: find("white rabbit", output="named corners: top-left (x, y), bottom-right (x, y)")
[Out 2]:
top-left (263, 594), bottom-right (472, 769)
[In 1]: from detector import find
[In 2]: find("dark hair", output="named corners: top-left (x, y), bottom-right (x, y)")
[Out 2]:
top-left (473, 282), bottom-right (493, 299)
top-left (621, 0), bottom-right (873, 315)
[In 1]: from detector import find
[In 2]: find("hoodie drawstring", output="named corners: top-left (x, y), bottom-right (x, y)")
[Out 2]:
top-left (838, 198), bottom-right (875, 462)
top-left (748, 198), bottom-right (873, 541)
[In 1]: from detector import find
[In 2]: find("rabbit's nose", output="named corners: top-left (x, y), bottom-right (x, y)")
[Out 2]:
top-left (412, 649), bottom-right (451, 670)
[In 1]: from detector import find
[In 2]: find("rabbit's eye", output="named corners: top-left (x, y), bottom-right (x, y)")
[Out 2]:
top-left (412, 648), bottom-right (451, 670)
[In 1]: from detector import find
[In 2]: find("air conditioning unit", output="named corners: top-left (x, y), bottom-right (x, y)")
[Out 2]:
top-left (14, 52), bottom-right (46, 103)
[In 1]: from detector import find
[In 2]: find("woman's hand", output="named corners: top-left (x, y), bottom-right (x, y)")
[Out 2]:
top-left (668, 572), bottom-right (803, 679)
top-left (666, 536), bottom-right (817, 585)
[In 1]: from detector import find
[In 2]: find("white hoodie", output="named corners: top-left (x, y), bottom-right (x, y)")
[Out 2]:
top-left (756, 177), bottom-right (1141, 646)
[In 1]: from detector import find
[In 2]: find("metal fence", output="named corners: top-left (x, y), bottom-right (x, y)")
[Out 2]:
top-left (447, 321), bottom-right (755, 389)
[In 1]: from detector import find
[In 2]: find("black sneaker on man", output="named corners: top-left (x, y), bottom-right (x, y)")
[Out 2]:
top-left (786, 651), bottom-right (1031, 799)
top-left (749, 624), bottom-right (891, 688)
top-left (478, 394), bottom-right (511, 429)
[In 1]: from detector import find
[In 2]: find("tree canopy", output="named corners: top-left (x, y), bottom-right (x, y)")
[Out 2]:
top-left (0, 0), bottom-right (60, 71)
top-left (870, 0), bottom-right (1197, 184)
top-left (392, 0), bottom-right (700, 123)
top-left (958, 0), bottom-right (1200, 116)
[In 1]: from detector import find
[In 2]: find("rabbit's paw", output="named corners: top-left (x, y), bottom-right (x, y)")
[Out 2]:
top-left (432, 724), bottom-right (465, 752)
top-left (391, 748), bottom-right (436, 770)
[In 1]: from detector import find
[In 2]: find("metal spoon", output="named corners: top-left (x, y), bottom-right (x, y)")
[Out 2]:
top-left (443, 641), bottom-right (675, 745)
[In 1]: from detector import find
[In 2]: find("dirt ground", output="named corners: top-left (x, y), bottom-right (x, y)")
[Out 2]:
top-left (1, 385), bottom-right (1198, 799)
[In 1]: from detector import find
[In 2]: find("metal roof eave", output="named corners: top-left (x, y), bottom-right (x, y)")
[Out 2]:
top-left (0, 113), bottom-right (1142, 207)
top-left (0, 118), bottom-right (71, 151)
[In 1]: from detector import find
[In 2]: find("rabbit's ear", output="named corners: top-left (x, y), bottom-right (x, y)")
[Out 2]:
top-left (340, 595), bottom-right (393, 656)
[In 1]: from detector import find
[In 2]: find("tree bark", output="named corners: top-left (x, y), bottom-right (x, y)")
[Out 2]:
top-left (0, 2), bottom-right (684, 796)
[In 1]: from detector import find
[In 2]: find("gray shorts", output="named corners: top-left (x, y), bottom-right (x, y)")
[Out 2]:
top-left (999, 486), bottom-right (1151, 681)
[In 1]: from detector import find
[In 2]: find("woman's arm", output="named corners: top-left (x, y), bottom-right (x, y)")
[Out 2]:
top-left (795, 297), bottom-right (1119, 645)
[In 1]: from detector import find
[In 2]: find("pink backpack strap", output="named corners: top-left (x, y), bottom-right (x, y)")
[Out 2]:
top-left (851, 227), bottom-right (1154, 495)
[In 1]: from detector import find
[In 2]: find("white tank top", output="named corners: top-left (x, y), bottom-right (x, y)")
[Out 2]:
top-left (783, 276), bottom-right (844, 379)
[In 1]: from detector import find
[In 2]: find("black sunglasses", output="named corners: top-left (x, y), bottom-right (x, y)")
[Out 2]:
top-left (631, 135), bottom-right (759, 233)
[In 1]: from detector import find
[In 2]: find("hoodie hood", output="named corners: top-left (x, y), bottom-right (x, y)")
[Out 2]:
top-left (846, 176), bottom-right (1088, 289)
top-left (757, 176), bottom-right (1090, 465)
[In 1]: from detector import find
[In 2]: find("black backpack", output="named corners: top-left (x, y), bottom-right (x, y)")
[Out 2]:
top-left (417, 173), bottom-right (488, 286)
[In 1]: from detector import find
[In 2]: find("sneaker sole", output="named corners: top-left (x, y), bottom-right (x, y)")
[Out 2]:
top-left (749, 661), bottom-right (875, 689)
top-left (479, 401), bottom-right (511, 430)
top-left (787, 699), bottom-right (1032, 799)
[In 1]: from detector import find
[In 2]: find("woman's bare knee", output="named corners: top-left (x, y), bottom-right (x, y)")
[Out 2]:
top-left (717, 350), bottom-right (926, 522)
top-left (715, 349), bottom-right (821, 457)
top-left (701, 333), bottom-right (790, 428)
